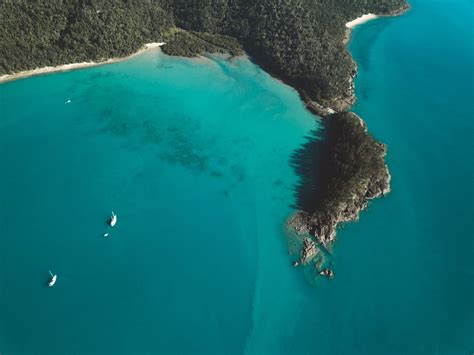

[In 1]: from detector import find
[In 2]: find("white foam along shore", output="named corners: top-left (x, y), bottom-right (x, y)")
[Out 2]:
top-left (0, 42), bottom-right (166, 84)
top-left (345, 13), bottom-right (378, 29)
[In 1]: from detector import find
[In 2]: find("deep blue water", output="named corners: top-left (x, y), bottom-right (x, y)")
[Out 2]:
top-left (0, 0), bottom-right (473, 353)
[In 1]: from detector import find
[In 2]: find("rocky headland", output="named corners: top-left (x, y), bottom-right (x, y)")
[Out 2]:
top-left (288, 112), bottom-right (391, 271)
top-left (1, 0), bottom-right (407, 275)
top-left (286, 4), bottom-right (408, 273)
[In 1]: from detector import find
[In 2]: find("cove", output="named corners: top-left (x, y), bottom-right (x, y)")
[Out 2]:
top-left (0, 50), bottom-right (319, 353)
top-left (1, 0), bottom-right (473, 351)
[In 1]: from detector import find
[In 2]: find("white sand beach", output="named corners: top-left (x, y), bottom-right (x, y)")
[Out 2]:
top-left (345, 14), bottom-right (378, 29)
top-left (0, 42), bottom-right (166, 84)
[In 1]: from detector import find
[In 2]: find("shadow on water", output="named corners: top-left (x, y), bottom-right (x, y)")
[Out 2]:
top-left (289, 125), bottom-right (328, 214)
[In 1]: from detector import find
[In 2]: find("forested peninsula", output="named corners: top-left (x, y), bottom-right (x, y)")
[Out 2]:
top-left (0, 0), bottom-right (408, 269)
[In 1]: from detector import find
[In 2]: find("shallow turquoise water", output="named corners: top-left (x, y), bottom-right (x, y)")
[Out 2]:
top-left (1, 0), bottom-right (473, 353)
top-left (0, 52), bottom-right (318, 353)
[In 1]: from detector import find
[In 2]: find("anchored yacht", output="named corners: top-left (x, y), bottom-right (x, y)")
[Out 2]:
top-left (110, 211), bottom-right (117, 227)
top-left (48, 270), bottom-right (57, 287)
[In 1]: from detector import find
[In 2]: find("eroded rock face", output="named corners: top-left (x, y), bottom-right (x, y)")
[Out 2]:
top-left (300, 237), bottom-right (318, 263)
top-left (288, 212), bottom-right (311, 235)
top-left (289, 162), bottom-right (390, 247)
top-left (285, 4), bottom-right (408, 274)
top-left (287, 112), bottom-right (391, 259)
top-left (312, 217), bottom-right (337, 246)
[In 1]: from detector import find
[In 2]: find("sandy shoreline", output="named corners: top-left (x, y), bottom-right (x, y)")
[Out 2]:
top-left (0, 42), bottom-right (166, 84)
top-left (345, 13), bottom-right (379, 29)
top-left (343, 14), bottom-right (379, 46)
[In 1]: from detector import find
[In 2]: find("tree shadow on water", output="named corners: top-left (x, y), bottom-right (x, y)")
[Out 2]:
top-left (289, 125), bottom-right (328, 214)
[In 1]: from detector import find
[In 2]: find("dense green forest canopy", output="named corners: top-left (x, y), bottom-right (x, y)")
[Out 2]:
top-left (1, 0), bottom-right (407, 106)
top-left (313, 112), bottom-right (388, 215)
top-left (0, 1), bottom-right (172, 71)
top-left (1, 1), bottom-right (402, 242)
top-left (291, 111), bottom-right (388, 216)
top-left (165, 0), bottom-right (407, 105)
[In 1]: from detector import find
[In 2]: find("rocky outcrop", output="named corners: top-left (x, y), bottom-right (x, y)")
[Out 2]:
top-left (319, 268), bottom-right (334, 279)
top-left (288, 112), bottom-right (391, 251)
top-left (300, 237), bottom-right (318, 263)
top-left (286, 3), bottom-right (407, 272)
top-left (289, 159), bottom-right (390, 247)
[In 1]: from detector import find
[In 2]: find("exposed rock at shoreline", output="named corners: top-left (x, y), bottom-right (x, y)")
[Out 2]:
top-left (0, 0), bottom-right (404, 277)
top-left (300, 237), bottom-right (318, 263)
top-left (288, 112), bottom-right (391, 249)
top-left (286, 4), bottom-right (408, 269)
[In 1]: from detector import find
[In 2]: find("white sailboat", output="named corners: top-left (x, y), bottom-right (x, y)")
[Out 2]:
top-left (110, 211), bottom-right (117, 227)
top-left (48, 270), bottom-right (57, 287)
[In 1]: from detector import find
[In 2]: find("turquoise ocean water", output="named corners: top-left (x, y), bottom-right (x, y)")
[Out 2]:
top-left (0, 0), bottom-right (473, 353)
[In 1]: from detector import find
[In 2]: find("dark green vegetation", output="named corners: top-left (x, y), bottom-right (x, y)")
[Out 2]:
top-left (290, 112), bottom-right (390, 244)
top-left (161, 30), bottom-right (242, 57)
top-left (165, 0), bottom-right (407, 108)
top-left (0, 0), bottom-right (172, 73)
top-left (320, 112), bottom-right (389, 214)
top-left (1, 0), bottom-right (405, 247)
top-left (294, 112), bottom-right (388, 214)
top-left (1, 0), bottom-right (407, 108)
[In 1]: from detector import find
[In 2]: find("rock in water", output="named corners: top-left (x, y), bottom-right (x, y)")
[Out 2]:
top-left (300, 237), bottom-right (317, 263)
top-left (319, 268), bottom-right (334, 279)
top-left (288, 112), bottom-right (391, 265)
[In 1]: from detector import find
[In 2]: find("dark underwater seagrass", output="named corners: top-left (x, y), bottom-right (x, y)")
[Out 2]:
top-left (0, 0), bottom-right (406, 255)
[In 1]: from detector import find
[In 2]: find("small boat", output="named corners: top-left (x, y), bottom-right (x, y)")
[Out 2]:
top-left (103, 232), bottom-right (109, 237)
top-left (48, 270), bottom-right (57, 287)
top-left (110, 211), bottom-right (117, 227)
top-left (65, 99), bottom-right (71, 104)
